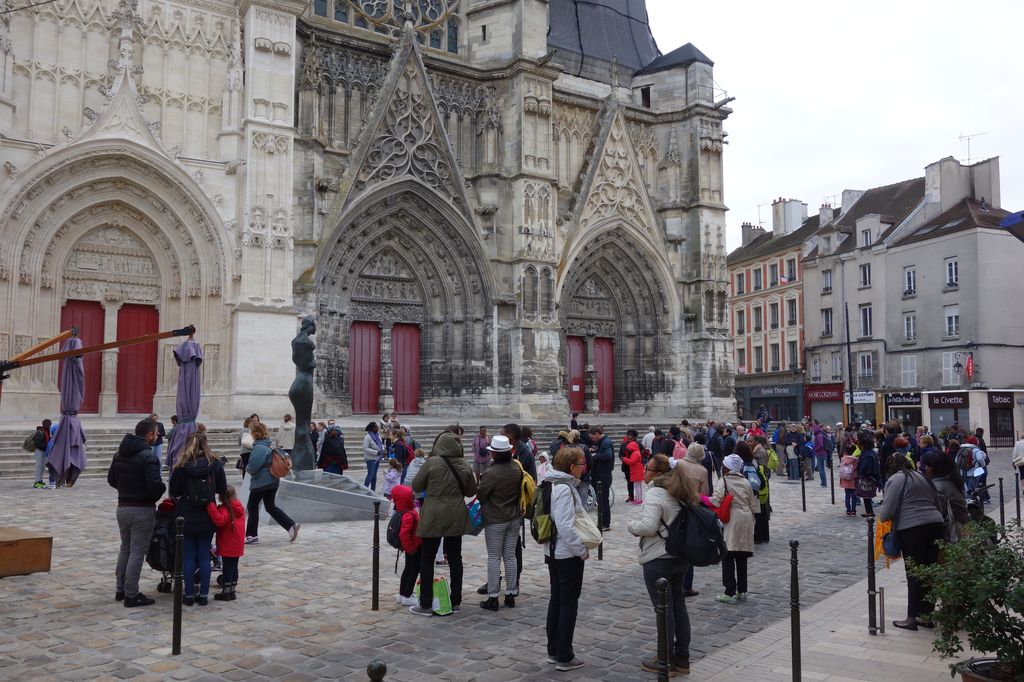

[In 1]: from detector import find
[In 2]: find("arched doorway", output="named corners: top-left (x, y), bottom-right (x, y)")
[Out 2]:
top-left (559, 229), bottom-right (672, 413)
top-left (316, 184), bottom-right (494, 415)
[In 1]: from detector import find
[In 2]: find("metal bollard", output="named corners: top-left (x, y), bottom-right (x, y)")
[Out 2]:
top-left (999, 478), bottom-right (1005, 526)
top-left (372, 501), bottom-right (381, 611)
top-left (867, 517), bottom-right (877, 636)
top-left (790, 540), bottom-right (801, 681)
top-left (367, 659), bottom-right (387, 681)
top-left (1015, 474), bottom-right (1021, 523)
top-left (879, 586), bottom-right (885, 634)
top-left (800, 468), bottom-right (807, 512)
top-left (172, 517), bottom-right (184, 656)
top-left (654, 577), bottom-right (670, 682)
top-left (596, 480), bottom-right (604, 562)
top-left (829, 456), bottom-right (835, 506)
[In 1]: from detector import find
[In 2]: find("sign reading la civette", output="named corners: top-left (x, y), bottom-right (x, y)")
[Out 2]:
top-left (927, 392), bottom-right (970, 408)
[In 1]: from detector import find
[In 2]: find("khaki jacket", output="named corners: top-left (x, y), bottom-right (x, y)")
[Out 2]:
top-left (711, 472), bottom-right (759, 554)
top-left (411, 433), bottom-right (477, 538)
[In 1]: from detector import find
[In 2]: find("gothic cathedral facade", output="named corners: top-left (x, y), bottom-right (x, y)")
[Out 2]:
top-left (0, 0), bottom-right (734, 420)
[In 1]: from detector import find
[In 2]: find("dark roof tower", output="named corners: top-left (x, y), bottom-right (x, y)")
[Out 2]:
top-left (547, 0), bottom-right (660, 84)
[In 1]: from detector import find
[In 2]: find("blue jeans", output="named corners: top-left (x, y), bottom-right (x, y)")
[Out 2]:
top-left (815, 455), bottom-right (829, 486)
top-left (844, 488), bottom-right (858, 513)
top-left (363, 459), bottom-right (380, 490)
top-left (181, 533), bottom-right (213, 598)
top-left (787, 458), bottom-right (800, 480)
top-left (153, 443), bottom-right (163, 466)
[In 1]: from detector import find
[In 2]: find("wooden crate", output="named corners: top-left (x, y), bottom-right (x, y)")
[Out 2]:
top-left (0, 526), bottom-right (53, 577)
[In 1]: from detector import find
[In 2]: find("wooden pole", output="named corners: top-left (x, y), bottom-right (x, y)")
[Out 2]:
top-left (3, 325), bottom-right (195, 371)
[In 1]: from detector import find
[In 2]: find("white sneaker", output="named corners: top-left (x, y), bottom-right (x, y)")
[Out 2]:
top-left (402, 596), bottom-right (418, 606)
top-left (288, 524), bottom-right (300, 542)
top-left (395, 594), bottom-right (405, 604)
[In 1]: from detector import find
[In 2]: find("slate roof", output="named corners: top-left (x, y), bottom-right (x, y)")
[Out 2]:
top-left (727, 214), bottom-right (826, 266)
top-left (635, 42), bottom-right (713, 75)
top-left (548, 0), bottom-right (660, 77)
top-left (894, 199), bottom-right (1010, 247)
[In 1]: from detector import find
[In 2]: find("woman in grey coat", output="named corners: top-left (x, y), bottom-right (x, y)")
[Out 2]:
top-left (476, 435), bottom-right (524, 611)
top-left (921, 450), bottom-right (969, 539)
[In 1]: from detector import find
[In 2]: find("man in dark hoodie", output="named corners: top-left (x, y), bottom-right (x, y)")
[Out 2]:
top-left (589, 425), bottom-right (615, 530)
top-left (107, 419), bottom-right (165, 607)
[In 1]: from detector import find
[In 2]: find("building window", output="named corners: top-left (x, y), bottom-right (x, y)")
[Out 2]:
top-left (904, 266), bottom-right (916, 295)
top-left (831, 352), bottom-right (842, 380)
top-left (858, 352), bottom-right (873, 379)
top-left (737, 348), bottom-right (746, 373)
top-left (903, 313), bottom-right (917, 341)
top-left (811, 356), bottom-right (821, 381)
top-left (753, 269), bottom-right (763, 291)
top-left (861, 229), bottom-right (871, 247)
top-left (481, 24), bottom-right (487, 42)
top-left (945, 257), bottom-right (959, 288)
top-left (821, 308), bottom-right (833, 337)
top-left (640, 86), bottom-right (651, 109)
top-left (785, 258), bottom-right (797, 282)
top-left (735, 273), bottom-right (745, 295)
top-left (859, 304), bottom-right (873, 338)
top-left (859, 263), bottom-right (872, 287)
top-left (769, 302), bottom-right (779, 328)
top-left (429, 28), bottom-right (442, 48)
top-left (769, 263), bottom-right (778, 287)
top-left (770, 343), bottom-right (780, 372)
top-left (822, 269), bottom-right (833, 293)
top-left (753, 306), bottom-right (763, 332)
top-left (754, 346), bottom-right (763, 373)
top-left (942, 351), bottom-right (958, 386)
top-left (786, 298), bottom-right (797, 326)
top-left (944, 304), bottom-right (960, 337)
top-left (314, 0), bottom-right (327, 16)
top-left (901, 355), bottom-right (918, 388)
top-left (787, 340), bottom-right (798, 368)
top-left (447, 18), bottom-right (459, 53)
top-left (735, 309), bottom-right (746, 334)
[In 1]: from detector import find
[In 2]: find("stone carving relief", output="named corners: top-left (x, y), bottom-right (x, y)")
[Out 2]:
top-left (522, 78), bottom-right (551, 171)
top-left (629, 123), bottom-right (658, 190)
top-left (552, 103), bottom-right (596, 189)
top-left (63, 226), bottom-right (161, 304)
top-left (518, 182), bottom-right (554, 260)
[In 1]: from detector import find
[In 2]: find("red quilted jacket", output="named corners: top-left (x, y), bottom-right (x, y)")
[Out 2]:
top-left (207, 499), bottom-right (246, 558)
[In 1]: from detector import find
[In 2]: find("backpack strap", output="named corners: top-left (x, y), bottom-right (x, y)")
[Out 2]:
top-left (441, 456), bottom-right (469, 497)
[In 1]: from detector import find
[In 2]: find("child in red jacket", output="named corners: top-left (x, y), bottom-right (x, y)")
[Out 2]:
top-left (390, 485), bottom-right (422, 607)
top-left (207, 486), bottom-right (245, 601)
top-left (624, 441), bottom-right (646, 504)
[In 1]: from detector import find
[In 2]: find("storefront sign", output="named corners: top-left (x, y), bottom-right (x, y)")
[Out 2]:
top-left (928, 392), bottom-right (969, 409)
top-left (885, 393), bottom-right (922, 407)
top-left (804, 384), bottom-right (844, 402)
top-left (751, 385), bottom-right (798, 397)
top-left (988, 391), bottom-right (1014, 409)
top-left (844, 391), bottom-right (876, 404)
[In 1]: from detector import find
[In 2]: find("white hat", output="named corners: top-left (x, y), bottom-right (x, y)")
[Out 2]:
top-left (487, 435), bottom-right (513, 452)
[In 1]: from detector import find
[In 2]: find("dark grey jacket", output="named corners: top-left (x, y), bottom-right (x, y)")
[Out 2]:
top-left (107, 434), bottom-right (166, 507)
top-left (476, 460), bottom-right (523, 525)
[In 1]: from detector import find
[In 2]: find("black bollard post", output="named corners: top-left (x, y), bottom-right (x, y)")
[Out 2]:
top-left (367, 659), bottom-right (387, 681)
top-left (596, 480), bottom-right (604, 561)
top-left (1016, 474), bottom-right (1021, 523)
top-left (800, 468), bottom-right (807, 512)
top-left (829, 456), bottom-right (835, 506)
top-left (172, 516), bottom-right (184, 656)
top-left (655, 577), bottom-right (670, 682)
top-left (998, 478), bottom-right (1005, 526)
top-left (372, 501), bottom-right (381, 611)
top-left (790, 540), bottom-right (801, 682)
top-left (867, 517), bottom-right (877, 636)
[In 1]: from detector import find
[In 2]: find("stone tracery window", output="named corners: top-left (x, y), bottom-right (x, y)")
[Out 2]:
top-left (328, 1), bottom-right (462, 54)
top-left (524, 265), bottom-right (538, 318)
top-left (540, 268), bottom-right (554, 318)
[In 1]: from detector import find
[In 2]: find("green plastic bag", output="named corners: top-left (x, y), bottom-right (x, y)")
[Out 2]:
top-left (413, 576), bottom-right (452, 616)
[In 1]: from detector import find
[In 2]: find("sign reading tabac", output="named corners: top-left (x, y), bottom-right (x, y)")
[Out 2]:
top-left (928, 392), bottom-right (969, 409)
top-left (988, 392), bottom-right (1014, 409)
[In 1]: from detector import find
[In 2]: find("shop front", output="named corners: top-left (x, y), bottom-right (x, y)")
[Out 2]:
top-left (988, 391), bottom-right (1015, 448)
top-left (804, 383), bottom-right (845, 426)
top-left (746, 384), bottom-right (803, 423)
top-left (885, 393), bottom-right (922, 432)
top-left (844, 390), bottom-right (879, 426)
top-left (925, 391), bottom-right (970, 433)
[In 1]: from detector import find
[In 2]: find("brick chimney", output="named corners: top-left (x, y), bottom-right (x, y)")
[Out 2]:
top-left (819, 203), bottom-right (833, 225)
top-left (741, 221), bottom-right (765, 246)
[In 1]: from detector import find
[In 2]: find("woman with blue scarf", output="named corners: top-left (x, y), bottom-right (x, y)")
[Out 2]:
top-left (363, 422), bottom-right (386, 490)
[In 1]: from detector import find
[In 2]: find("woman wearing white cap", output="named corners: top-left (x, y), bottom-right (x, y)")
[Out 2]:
top-left (476, 435), bottom-right (523, 611)
top-left (712, 453), bottom-right (759, 604)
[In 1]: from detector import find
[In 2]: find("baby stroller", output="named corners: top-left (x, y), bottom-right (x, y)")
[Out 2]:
top-left (147, 499), bottom-right (223, 593)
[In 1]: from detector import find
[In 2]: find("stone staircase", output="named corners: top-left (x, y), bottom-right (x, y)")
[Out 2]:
top-left (0, 420), bottom-right (638, 479)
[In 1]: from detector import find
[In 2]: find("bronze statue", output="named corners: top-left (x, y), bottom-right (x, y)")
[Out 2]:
top-left (289, 316), bottom-right (316, 470)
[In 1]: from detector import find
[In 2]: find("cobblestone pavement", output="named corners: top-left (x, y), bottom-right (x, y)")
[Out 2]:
top-left (1, 453), bottom-right (1019, 681)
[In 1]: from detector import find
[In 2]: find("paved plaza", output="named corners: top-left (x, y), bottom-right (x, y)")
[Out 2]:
top-left (1, 451), bottom-right (1018, 681)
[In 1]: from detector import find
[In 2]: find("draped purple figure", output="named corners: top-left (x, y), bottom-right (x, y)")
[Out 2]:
top-left (48, 337), bottom-right (87, 486)
top-left (165, 338), bottom-right (204, 468)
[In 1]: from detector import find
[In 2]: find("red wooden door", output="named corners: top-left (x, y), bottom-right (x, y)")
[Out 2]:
top-left (59, 300), bottom-right (104, 414)
top-left (567, 335), bottom-right (585, 413)
top-left (594, 337), bottom-right (615, 413)
top-left (392, 324), bottom-right (420, 415)
top-left (117, 304), bottom-right (159, 413)
top-left (349, 322), bottom-right (381, 414)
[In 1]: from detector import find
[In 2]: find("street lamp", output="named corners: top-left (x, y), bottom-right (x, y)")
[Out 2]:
top-left (953, 351), bottom-right (974, 381)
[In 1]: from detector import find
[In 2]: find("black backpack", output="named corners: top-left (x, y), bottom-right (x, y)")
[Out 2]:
top-left (185, 473), bottom-right (215, 507)
top-left (386, 511), bottom-right (406, 550)
top-left (662, 502), bottom-right (727, 567)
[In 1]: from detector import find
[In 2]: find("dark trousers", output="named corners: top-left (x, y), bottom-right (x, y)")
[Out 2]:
top-left (626, 479), bottom-right (635, 500)
top-left (222, 556), bottom-right (240, 584)
top-left (844, 489), bottom-right (859, 513)
top-left (721, 551), bottom-right (749, 597)
top-left (897, 522), bottom-right (944, 618)
top-left (419, 536), bottom-right (463, 608)
top-left (593, 472), bottom-right (612, 528)
top-left (245, 486), bottom-right (296, 537)
top-left (400, 550), bottom-right (420, 598)
top-left (683, 564), bottom-right (694, 591)
top-left (642, 558), bottom-right (691, 659)
top-left (182, 533), bottom-right (213, 598)
top-left (546, 555), bottom-right (585, 663)
top-left (754, 501), bottom-right (770, 542)
top-left (863, 498), bottom-right (874, 515)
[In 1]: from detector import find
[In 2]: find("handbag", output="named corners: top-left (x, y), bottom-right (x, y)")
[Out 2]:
top-left (572, 510), bottom-right (603, 549)
top-left (441, 457), bottom-right (481, 535)
top-left (414, 576), bottom-right (453, 616)
top-left (855, 474), bottom-right (877, 498)
top-left (881, 474), bottom-right (910, 559)
top-left (715, 478), bottom-right (734, 524)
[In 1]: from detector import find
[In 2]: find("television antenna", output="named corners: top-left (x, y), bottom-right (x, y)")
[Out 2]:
top-left (958, 131), bottom-right (988, 165)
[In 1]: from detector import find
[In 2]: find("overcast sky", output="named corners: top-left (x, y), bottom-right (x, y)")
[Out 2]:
top-left (645, 0), bottom-right (1024, 250)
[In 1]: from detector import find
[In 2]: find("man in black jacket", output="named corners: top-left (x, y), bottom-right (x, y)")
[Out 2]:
top-left (107, 419), bottom-right (165, 607)
top-left (589, 425), bottom-right (615, 530)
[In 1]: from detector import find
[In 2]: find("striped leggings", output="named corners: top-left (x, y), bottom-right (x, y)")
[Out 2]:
top-left (484, 519), bottom-right (520, 597)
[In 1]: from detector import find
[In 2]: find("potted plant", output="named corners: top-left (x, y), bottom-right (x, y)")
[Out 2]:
top-left (910, 521), bottom-right (1024, 681)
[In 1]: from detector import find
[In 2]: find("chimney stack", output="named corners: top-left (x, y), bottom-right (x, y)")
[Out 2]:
top-left (741, 221), bottom-right (765, 246)
top-left (772, 198), bottom-right (809, 236)
top-left (819, 203), bottom-right (833, 226)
